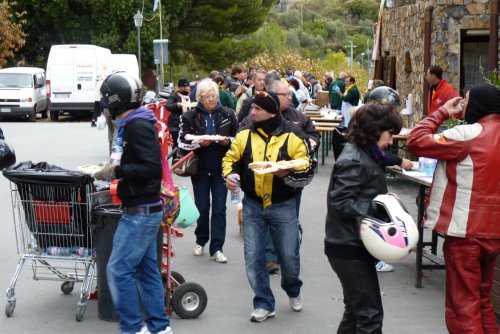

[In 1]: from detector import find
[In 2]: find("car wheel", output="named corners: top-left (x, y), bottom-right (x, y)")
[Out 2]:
top-left (50, 110), bottom-right (59, 121)
top-left (28, 107), bottom-right (37, 122)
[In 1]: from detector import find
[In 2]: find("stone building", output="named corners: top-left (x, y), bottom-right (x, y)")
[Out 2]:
top-left (376, 0), bottom-right (498, 125)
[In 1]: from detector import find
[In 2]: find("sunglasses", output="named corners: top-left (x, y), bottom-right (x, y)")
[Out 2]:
top-left (256, 91), bottom-right (280, 111)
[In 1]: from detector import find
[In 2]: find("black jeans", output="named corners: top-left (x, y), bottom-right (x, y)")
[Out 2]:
top-left (328, 256), bottom-right (383, 334)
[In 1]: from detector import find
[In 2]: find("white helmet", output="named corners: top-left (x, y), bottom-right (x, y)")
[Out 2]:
top-left (360, 194), bottom-right (419, 263)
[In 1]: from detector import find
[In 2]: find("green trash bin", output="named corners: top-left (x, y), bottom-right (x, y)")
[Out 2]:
top-left (93, 204), bottom-right (164, 322)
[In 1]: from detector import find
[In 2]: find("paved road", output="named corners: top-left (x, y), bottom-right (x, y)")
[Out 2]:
top-left (0, 121), bottom-right (448, 333)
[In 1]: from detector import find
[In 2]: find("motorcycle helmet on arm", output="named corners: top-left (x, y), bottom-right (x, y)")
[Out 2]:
top-left (366, 86), bottom-right (401, 107)
top-left (360, 194), bottom-right (419, 263)
top-left (0, 140), bottom-right (16, 170)
top-left (100, 71), bottom-right (143, 119)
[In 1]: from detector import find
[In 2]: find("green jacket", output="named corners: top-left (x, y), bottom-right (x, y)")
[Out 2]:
top-left (342, 85), bottom-right (360, 106)
top-left (219, 88), bottom-right (236, 110)
top-left (329, 78), bottom-right (345, 110)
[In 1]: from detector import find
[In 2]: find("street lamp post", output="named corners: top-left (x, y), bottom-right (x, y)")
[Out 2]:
top-left (133, 10), bottom-right (143, 80)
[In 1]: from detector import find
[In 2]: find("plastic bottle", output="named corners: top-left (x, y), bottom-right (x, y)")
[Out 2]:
top-left (29, 234), bottom-right (39, 254)
top-left (418, 157), bottom-right (425, 174)
top-left (74, 247), bottom-right (94, 257)
top-left (109, 137), bottom-right (123, 165)
top-left (231, 175), bottom-right (240, 204)
top-left (424, 158), bottom-right (437, 176)
top-left (46, 246), bottom-right (73, 256)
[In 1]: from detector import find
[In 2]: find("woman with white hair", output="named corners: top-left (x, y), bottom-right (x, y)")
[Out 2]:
top-left (178, 79), bottom-right (238, 263)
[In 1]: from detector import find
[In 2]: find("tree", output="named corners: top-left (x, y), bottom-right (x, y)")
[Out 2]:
top-left (169, 0), bottom-right (275, 70)
top-left (0, 1), bottom-right (26, 67)
top-left (11, 0), bottom-right (274, 72)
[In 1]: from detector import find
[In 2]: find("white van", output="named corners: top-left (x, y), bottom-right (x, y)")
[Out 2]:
top-left (0, 67), bottom-right (48, 122)
top-left (110, 54), bottom-right (140, 79)
top-left (46, 44), bottom-right (111, 121)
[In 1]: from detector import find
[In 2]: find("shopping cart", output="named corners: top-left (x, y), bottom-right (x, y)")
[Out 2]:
top-left (3, 161), bottom-right (96, 321)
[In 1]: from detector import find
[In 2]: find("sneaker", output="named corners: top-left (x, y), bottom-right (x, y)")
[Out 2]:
top-left (135, 325), bottom-right (148, 334)
top-left (193, 244), bottom-right (204, 256)
top-left (210, 251), bottom-right (228, 263)
top-left (289, 294), bottom-right (303, 312)
top-left (250, 308), bottom-right (275, 322)
top-left (155, 327), bottom-right (173, 334)
top-left (375, 261), bottom-right (394, 272)
top-left (267, 261), bottom-right (280, 274)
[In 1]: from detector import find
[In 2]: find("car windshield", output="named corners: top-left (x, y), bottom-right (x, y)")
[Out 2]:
top-left (0, 73), bottom-right (33, 88)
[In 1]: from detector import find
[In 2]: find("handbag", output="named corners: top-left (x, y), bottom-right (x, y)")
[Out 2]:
top-left (173, 150), bottom-right (199, 177)
top-left (160, 153), bottom-right (180, 227)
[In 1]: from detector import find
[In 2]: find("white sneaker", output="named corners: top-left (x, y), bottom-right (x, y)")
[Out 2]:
top-left (155, 326), bottom-right (173, 334)
top-left (136, 325), bottom-right (173, 334)
top-left (135, 325), bottom-right (149, 334)
top-left (193, 244), bottom-right (204, 256)
top-left (376, 261), bottom-right (394, 272)
top-left (210, 251), bottom-right (228, 263)
top-left (289, 294), bottom-right (303, 312)
top-left (250, 308), bottom-right (275, 322)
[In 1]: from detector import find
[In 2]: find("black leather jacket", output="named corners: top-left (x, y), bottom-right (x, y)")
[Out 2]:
top-left (324, 142), bottom-right (388, 260)
top-left (178, 105), bottom-right (238, 174)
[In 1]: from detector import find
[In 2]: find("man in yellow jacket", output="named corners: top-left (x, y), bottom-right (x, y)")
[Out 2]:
top-left (223, 91), bottom-right (313, 323)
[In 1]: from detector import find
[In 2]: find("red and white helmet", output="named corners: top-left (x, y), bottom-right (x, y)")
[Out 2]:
top-left (360, 194), bottom-right (419, 263)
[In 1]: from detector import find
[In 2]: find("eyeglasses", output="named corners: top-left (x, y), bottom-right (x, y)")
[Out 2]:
top-left (256, 91), bottom-right (280, 111)
top-left (201, 93), bottom-right (218, 100)
top-left (275, 91), bottom-right (291, 97)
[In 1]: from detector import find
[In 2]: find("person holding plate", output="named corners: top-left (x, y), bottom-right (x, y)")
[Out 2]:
top-left (222, 91), bottom-right (314, 322)
top-left (167, 78), bottom-right (192, 149)
top-left (178, 79), bottom-right (238, 263)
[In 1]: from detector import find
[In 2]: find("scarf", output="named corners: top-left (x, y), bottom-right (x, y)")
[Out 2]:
top-left (253, 114), bottom-right (282, 135)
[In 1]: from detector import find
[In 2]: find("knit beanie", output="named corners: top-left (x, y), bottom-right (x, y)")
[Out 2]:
top-left (251, 92), bottom-right (280, 114)
top-left (464, 83), bottom-right (500, 124)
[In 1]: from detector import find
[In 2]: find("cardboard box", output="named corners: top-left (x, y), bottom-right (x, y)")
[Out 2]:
top-left (316, 91), bottom-right (329, 107)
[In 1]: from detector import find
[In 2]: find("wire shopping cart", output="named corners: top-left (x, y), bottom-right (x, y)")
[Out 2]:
top-left (3, 161), bottom-right (96, 321)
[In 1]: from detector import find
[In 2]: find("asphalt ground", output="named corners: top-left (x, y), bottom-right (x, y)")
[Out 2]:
top-left (0, 119), bottom-right (449, 333)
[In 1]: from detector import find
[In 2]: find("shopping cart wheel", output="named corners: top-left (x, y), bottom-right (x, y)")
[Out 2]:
top-left (61, 281), bottom-right (75, 295)
top-left (171, 282), bottom-right (207, 319)
top-left (75, 304), bottom-right (85, 322)
top-left (5, 301), bottom-right (15, 317)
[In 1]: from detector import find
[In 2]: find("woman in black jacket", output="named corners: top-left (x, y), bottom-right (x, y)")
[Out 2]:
top-left (324, 104), bottom-right (402, 333)
top-left (166, 78), bottom-right (191, 148)
top-left (178, 79), bottom-right (238, 263)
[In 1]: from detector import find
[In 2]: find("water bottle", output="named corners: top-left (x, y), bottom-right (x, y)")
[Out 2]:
top-left (109, 137), bottom-right (123, 165)
top-left (29, 234), bottom-right (39, 254)
top-left (424, 158), bottom-right (437, 176)
top-left (418, 157), bottom-right (425, 174)
top-left (231, 175), bottom-right (240, 204)
top-left (73, 247), bottom-right (94, 257)
top-left (46, 246), bottom-right (73, 256)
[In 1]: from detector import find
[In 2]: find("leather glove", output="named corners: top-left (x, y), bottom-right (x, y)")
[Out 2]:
top-left (94, 163), bottom-right (116, 181)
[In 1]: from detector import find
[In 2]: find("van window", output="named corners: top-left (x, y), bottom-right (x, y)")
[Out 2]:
top-left (0, 73), bottom-right (33, 88)
top-left (34, 73), bottom-right (45, 88)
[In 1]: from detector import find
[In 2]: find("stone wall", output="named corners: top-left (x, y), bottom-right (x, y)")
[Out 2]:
top-left (380, 0), bottom-right (490, 125)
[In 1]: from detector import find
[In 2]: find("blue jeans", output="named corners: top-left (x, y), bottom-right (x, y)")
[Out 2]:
top-left (107, 211), bottom-right (170, 334)
top-left (191, 171), bottom-right (228, 255)
top-left (242, 196), bottom-right (302, 312)
top-left (265, 189), bottom-right (303, 262)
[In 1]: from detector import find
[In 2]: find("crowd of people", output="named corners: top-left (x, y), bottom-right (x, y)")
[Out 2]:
top-left (46, 62), bottom-right (498, 334)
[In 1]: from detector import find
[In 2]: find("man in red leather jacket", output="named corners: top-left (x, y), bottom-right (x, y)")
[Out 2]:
top-left (426, 65), bottom-right (460, 115)
top-left (407, 83), bottom-right (500, 334)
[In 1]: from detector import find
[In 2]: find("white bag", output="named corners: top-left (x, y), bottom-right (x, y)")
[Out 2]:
top-left (96, 114), bottom-right (107, 130)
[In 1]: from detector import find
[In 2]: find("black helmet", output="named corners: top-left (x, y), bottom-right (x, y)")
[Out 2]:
top-left (100, 72), bottom-right (143, 119)
top-left (367, 86), bottom-right (401, 107)
top-left (0, 140), bottom-right (16, 170)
